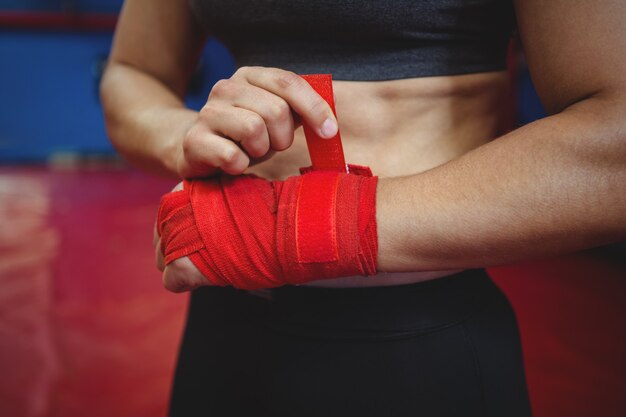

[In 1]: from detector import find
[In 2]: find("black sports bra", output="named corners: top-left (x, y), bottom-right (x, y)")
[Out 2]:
top-left (190, 0), bottom-right (516, 81)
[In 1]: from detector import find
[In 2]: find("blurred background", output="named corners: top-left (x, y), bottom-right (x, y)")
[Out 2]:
top-left (0, 1), bottom-right (624, 417)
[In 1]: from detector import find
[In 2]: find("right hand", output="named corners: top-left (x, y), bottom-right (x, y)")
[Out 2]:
top-left (175, 66), bottom-right (339, 178)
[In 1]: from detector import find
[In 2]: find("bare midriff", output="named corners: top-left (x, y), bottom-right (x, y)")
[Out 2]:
top-left (246, 70), bottom-right (511, 287)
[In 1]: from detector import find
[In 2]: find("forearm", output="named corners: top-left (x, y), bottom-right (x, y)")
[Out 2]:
top-left (377, 95), bottom-right (626, 271)
top-left (100, 62), bottom-right (196, 178)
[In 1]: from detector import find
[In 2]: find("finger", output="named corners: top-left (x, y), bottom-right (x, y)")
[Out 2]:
top-left (199, 104), bottom-right (272, 158)
top-left (207, 81), bottom-right (295, 151)
top-left (163, 257), bottom-right (208, 293)
top-left (153, 221), bottom-right (159, 246)
top-left (234, 67), bottom-right (338, 139)
top-left (182, 127), bottom-right (250, 175)
top-left (163, 267), bottom-right (190, 293)
top-left (155, 236), bottom-right (164, 271)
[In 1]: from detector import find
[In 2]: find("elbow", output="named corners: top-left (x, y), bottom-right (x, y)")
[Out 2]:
top-left (99, 62), bottom-right (141, 153)
top-left (99, 63), bottom-right (121, 147)
top-left (566, 92), bottom-right (626, 233)
top-left (562, 90), bottom-right (626, 160)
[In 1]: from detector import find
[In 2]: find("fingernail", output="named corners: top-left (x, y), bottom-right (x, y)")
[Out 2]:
top-left (320, 118), bottom-right (338, 139)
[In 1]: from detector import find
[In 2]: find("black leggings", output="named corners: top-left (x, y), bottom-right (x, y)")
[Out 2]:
top-left (169, 269), bottom-right (532, 417)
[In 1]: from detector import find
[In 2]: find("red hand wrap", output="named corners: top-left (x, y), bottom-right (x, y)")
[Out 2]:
top-left (157, 74), bottom-right (379, 289)
top-left (158, 167), bottom-right (377, 289)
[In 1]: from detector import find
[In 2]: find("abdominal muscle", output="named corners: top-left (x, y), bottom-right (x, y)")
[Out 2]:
top-left (246, 70), bottom-right (511, 287)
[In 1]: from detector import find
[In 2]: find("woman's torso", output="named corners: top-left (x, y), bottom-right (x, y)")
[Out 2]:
top-left (191, 0), bottom-right (515, 287)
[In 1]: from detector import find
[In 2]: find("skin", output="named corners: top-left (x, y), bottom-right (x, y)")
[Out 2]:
top-left (101, 0), bottom-right (626, 293)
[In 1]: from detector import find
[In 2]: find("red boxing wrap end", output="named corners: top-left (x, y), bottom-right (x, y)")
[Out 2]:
top-left (276, 165), bottom-right (378, 285)
top-left (157, 168), bottom-right (378, 289)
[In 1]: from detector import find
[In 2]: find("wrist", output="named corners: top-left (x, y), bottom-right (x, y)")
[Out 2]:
top-left (375, 176), bottom-right (420, 272)
top-left (150, 107), bottom-right (198, 179)
top-left (375, 177), bottom-right (394, 271)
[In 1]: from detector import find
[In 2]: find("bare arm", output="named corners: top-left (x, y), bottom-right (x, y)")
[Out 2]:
top-left (377, 0), bottom-right (626, 271)
top-left (100, 0), bottom-right (207, 178)
top-left (101, 0), bottom-right (338, 179)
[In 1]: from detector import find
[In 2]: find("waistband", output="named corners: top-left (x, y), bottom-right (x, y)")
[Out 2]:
top-left (248, 269), bottom-right (505, 336)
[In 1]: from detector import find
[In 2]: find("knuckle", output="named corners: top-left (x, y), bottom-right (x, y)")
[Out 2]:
top-left (272, 134), bottom-right (292, 151)
top-left (218, 146), bottom-right (240, 167)
top-left (267, 100), bottom-right (290, 121)
top-left (309, 95), bottom-right (327, 115)
top-left (209, 78), bottom-right (232, 97)
top-left (242, 115), bottom-right (266, 140)
top-left (275, 70), bottom-right (302, 90)
top-left (182, 128), bottom-right (200, 154)
top-left (233, 66), bottom-right (251, 77)
top-left (199, 103), bottom-right (219, 120)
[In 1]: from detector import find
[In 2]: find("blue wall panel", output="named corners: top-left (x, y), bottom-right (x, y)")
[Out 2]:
top-left (0, 0), bottom-right (123, 12)
top-left (518, 66), bottom-right (547, 125)
top-left (0, 30), bottom-right (234, 162)
top-left (0, 31), bottom-right (115, 161)
top-left (0, 0), bottom-right (60, 11)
